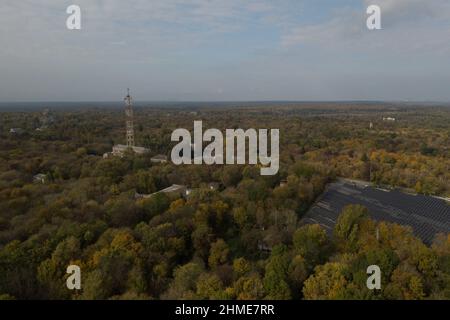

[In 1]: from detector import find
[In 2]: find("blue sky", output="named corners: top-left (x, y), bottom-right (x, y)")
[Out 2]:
top-left (1, 0), bottom-right (450, 102)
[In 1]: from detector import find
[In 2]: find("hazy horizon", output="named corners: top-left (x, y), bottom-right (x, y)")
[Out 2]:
top-left (2, 99), bottom-right (450, 109)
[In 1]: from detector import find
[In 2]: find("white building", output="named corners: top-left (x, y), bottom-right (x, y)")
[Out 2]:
top-left (151, 154), bottom-right (168, 163)
top-left (135, 184), bottom-right (188, 199)
top-left (103, 144), bottom-right (150, 158)
top-left (33, 173), bottom-right (47, 184)
top-left (9, 128), bottom-right (24, 134)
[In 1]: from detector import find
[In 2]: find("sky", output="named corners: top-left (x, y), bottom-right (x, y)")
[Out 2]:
top-left (1, 0), bottom-right (450, 102)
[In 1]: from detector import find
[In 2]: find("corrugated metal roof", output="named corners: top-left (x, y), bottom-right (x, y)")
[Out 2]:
top-left (300, 181), bottom-right (450, 245)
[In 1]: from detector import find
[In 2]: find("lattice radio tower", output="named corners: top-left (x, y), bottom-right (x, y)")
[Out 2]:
top-left (124, 88), bottom-right (135, 147)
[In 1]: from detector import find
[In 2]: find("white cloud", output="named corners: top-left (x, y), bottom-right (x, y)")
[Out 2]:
top-left (1, 1), bottom-right (450, 101)
top-left (281, 10), bottom-right (365, 47)
top-left (281, 0), bottom-right (450, 55)
top-left (365, 0), bottom-right (450, 22)
top-left (0, 0), bottom-right (285, 61)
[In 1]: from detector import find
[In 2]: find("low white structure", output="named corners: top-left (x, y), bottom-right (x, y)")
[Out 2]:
top-left (113, 144), bottom-right (149, 155)
top-left (151, 154), bottom-right (168, 163)
top-left (135, 184), bottom-right (188, 199)
top-left (207, 182), bottom-right (220, 191)
top-left (33, 173), bottom-right (47, 184)
top-left (10, 128), bottom-right (24, 134)
top-left (103, 144), bottom-right (150, 158)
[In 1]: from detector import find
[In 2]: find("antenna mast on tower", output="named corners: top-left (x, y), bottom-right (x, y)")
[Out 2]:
top-left (124, 88), bottom-right (135, 147)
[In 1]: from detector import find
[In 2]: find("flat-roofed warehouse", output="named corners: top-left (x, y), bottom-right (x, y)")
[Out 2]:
top-left (300, 180), bottom-right (450, 245)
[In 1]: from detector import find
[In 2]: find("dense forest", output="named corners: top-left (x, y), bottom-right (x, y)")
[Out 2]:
top-left (0, 103), bottom-right (449, 300)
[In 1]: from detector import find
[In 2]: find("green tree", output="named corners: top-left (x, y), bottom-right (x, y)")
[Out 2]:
top-left (196, 273), bottom-right (224, 299)
top-left (233, 258), bottom-right (251, 277)
top-left (263, 245), bottom-right (291, 299)
top-left (293, 224), bottom-right (330, 270)
top-left (303, 262), bottom-right (348, 300)
top-left (233, 273), bottom-right (265, 300)
top-left (208, 239), bottom-right (230, 269)
top-left (163, 262), bottom-right (204, 299)
top-left (334, 205), bottom-right (370, 250)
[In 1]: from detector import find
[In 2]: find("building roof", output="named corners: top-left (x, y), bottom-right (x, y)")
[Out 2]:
top-left (300, 180), bottom-right (450, 245)
top-left (33, 173), bottom-right (47, 183)
top-left (135, 184), bottom-right (187, 199)
top-left (9, 128), bottom-right (24, 134)
top-left (112, 144), bottom-right (149, 154)
top-left (159, 184), bottom-right (186, 193)
top-left (207, 182), bottom-right (220, 190)
top-left (151, 154), bottom-right (168, 162)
